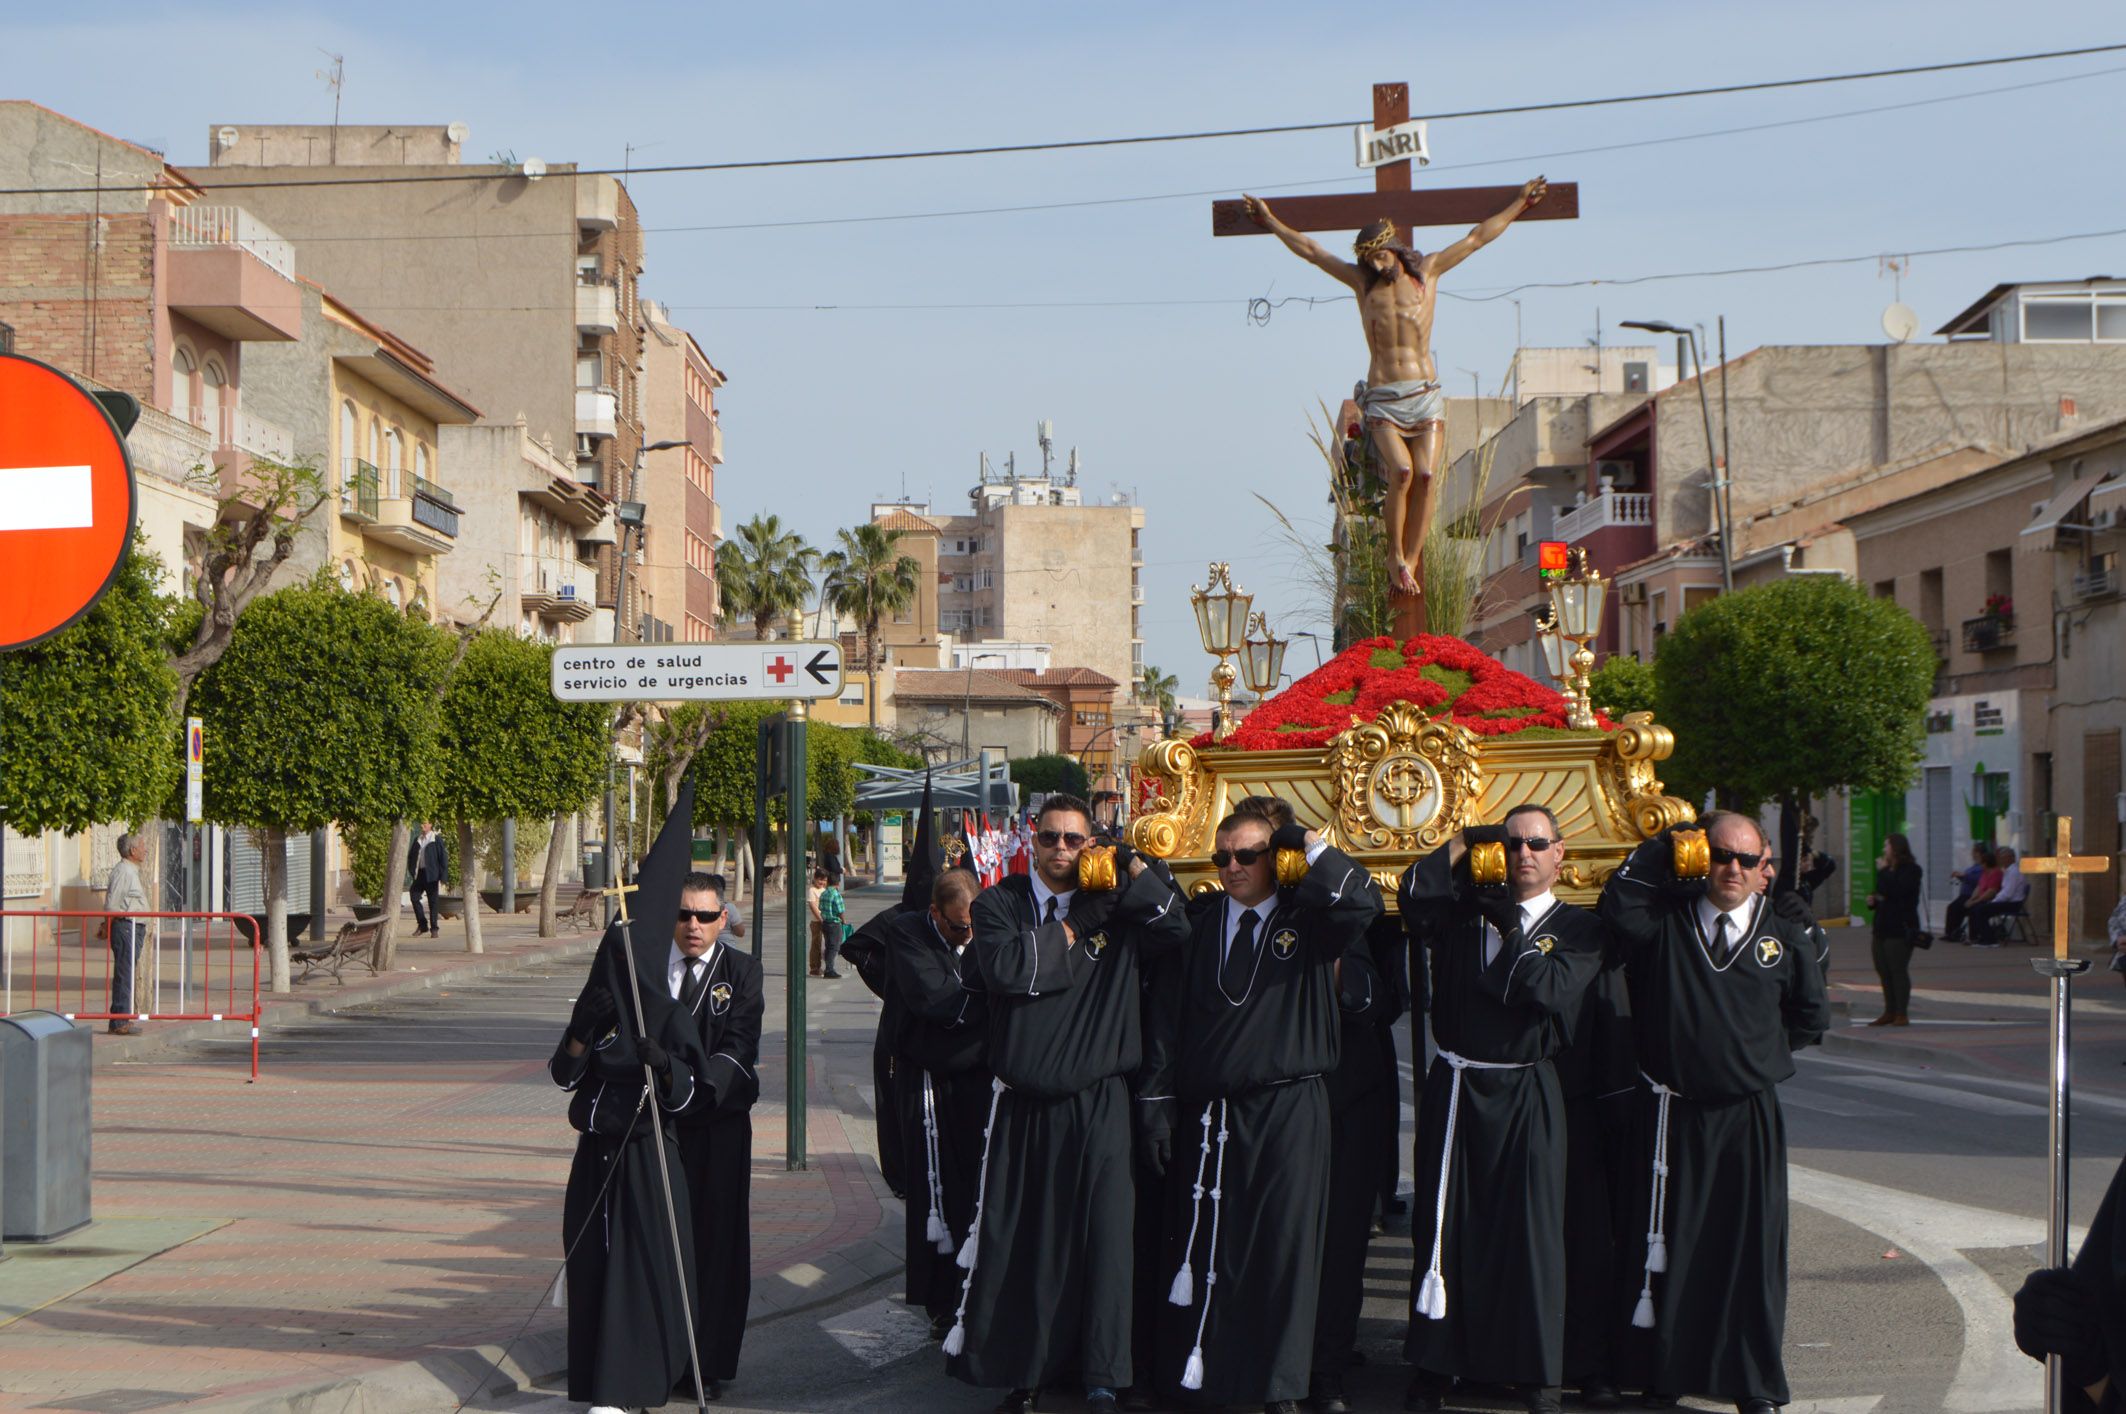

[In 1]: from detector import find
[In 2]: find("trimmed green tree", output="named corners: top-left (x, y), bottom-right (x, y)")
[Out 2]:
top-left (1586, 653), bottom-right (1657, 721)
top-left (189, 577), bottom-right (447, 989)
top-left (1653, 576), bottom-right (1936, 877)
top-left (1010, 752), bottom-right (1091, 798)
top-left (0, 540), bottom-right (181, 837)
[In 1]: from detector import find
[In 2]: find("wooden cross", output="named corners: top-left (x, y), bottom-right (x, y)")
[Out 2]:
top-left (600, 878), bottom-right (641, 924)
top-left (1210, 83), bottom-right (1579, 241)
top-left (2021, 816), bottom-right (2113, 961)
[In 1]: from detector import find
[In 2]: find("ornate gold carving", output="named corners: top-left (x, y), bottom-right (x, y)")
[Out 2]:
top-left (1594, 711), bottom-right (1696, 840)
top-left (1077, 846), bottom-right (1118, 892)
top-left (1275, 848), bottom-right (1309, 886)
top-left (1130, 737), bottom-right (1211, 860)
top-left (1468, 841), bottom-right (1508, 886)
top-left (1672, 828), bottom-right (1710, 880)
top-left (1326, 704), bottom-right (1481, 852)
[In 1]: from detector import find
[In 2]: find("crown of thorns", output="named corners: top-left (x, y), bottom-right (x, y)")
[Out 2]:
top-left (1354, 222), bottom-right (1398, 257)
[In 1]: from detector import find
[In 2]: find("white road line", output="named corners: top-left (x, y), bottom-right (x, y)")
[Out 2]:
top-left (818, 1295), bottom-right (934, 1368)
top-left (1798, 1050), bottom-right (2126, 1119)
top-left (1789, 1165), bottom-right (2081, 1413)
top-left (0, 464), bottom-right (93, 531)
top-left (1826, 1074), bottom-right (2044, 1117)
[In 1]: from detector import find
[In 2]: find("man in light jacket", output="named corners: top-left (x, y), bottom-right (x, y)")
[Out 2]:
top-left (105, 832), bottom-right (151, 1035)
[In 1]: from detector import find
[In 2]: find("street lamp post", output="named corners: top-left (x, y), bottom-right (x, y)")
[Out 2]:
top-left (1620, 319), bottom-right (1732, 594)
top-left (602, 437), bottom-right (686, 916)
top-left (960, 651), bottom-right (1006, 755)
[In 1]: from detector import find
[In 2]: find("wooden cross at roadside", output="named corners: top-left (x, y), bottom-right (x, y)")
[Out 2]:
top-left (1212, 83), bottom-right (1579, 637)
top-left (600, 877), bottom-right (641, 925)
top-left (2021, 816), bottom-right (2113, 961)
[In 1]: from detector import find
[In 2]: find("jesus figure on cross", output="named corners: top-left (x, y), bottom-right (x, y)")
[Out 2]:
top-left (1243, 178), bottom-right (1547, 598)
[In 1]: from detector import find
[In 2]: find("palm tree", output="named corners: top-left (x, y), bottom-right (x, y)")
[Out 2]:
top-left (1140, 664), bottom-right (1180, 731)
top-left (819, 522), bottom-right (922, 731)
top-left (717, 514), bottom-right (817, 642)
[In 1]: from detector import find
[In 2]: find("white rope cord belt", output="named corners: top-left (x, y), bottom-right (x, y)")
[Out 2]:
top-left (1167, 1098), bottom-right (1230, 1390)
top-left (921, 1071), bottom-right (952, 1255)
top-left (1632, 1073), bottom-right (1678, 1330)
top-left (941, 1076), bottom-right (1007, 1357)
top-left (1414, 1049), bottom-right (1538, 1321)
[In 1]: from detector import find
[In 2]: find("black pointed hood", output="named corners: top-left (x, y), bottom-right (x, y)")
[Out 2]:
top-left (901, 771), bottom-right (943, 910)
top-left (589, 777), bottom-right (698, 1014)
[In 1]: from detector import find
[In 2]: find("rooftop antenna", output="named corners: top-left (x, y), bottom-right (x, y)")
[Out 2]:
top-left (979, 451), bottom-right (992, 484)
top-left (1037, 419), bottom-right (1055, 478)
top-left (1005, 451), bottom-right (1016, 484)
top-left (315, 50), bottom-right (345, 163)
top-left (624, 140), bottom-right (663, 179)
top-left (1879, 255), bottom-right (1918, 344)
top-left (1067, 447), bottom-right (1079, 486)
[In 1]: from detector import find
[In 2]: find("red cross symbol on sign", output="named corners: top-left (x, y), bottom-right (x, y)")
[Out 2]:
top-left (765, 655), bottom-right (795, 684)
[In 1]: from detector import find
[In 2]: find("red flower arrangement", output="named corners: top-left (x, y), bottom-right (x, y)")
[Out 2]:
top-left (1198, 634), bottom-right (1615, 752)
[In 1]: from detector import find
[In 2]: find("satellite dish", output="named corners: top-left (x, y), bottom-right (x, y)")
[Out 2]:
top-left (215, 126), bottom-right (239, 150)
top-left (520, 157), bottom-right (547, 182)
top-left (1882, 302), bottom-right (1919, 343)
top-left (446, 121), bottom-right (469, 145)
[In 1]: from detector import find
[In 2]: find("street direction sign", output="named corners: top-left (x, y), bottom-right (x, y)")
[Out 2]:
top-left (0, 353), bottom-right (139, 651)
top-left (185, 716), bottom-right (205, 824)
top-left (551, 640), bottom-right (846, 703)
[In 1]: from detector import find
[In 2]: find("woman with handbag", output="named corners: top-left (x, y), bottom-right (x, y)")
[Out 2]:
top-left (1865, 833), bottom-right (1924, 1027)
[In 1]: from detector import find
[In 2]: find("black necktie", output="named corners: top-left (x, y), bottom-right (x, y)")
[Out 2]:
top-left (1714, 915), bottom-right (1734, 963)
top-left (1223, 909), bottom-right (1259, 994)
top-left (680, 956), bottom-right (707, 1009)
top-left (1043, 895), bottom-right (1059, 927)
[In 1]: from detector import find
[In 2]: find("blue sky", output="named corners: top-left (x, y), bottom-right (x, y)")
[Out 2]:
top-left (13, 1), bottom-right (2125, 684)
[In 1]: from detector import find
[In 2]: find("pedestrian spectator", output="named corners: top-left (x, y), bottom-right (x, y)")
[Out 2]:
top-left (104, 831), bottom-right (150, 1035)
top-left (1969, 846), bottom-right (2030, 945)
top-left (406, 822), bottom-right (449, 937)
top-left (806, 869), bottom-right (827, 977)
top-left (817, 867), bottom-right (846, 979)
top-left (1943, 844), bottom-right (1992, 942)
top-left (1865, 833), bottom-right (1924, 1027)
top-left (1960, 849), bottom-right (2006, 945)
top-left (822, 837), bottom-right (845, 888)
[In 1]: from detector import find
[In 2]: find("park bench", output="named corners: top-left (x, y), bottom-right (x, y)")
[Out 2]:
top-left (565, 889), bottom-right (602, 930)
top-left (292, 917), bottom-right (386, 985)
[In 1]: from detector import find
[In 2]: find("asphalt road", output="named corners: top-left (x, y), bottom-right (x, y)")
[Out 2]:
top-left (170, 917), bottom-right (2114, 1414)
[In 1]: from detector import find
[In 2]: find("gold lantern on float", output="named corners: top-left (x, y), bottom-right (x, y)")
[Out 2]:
top-left (1544, 549), bottom-right (1607, 731)
top-left (1191, 563), bottom-right (1253, 743)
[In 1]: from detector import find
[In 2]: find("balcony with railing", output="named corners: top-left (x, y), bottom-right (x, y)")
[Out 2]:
top-left (521, 556), bottom-right (597, 623)
top-left (1553, 490), bottom-right (1653, 544)
top-left (210, 405), bottom-right (297, 508)
top-left (411, 476), bottom-right (460, 538)
top-left (576, 387), bottom-right (618, 439)
top-left (2074, 566), bottom-right (2117, 602)
top-left (1961, 613), bottom-right (2016, 654)
top-left (164, 205), bottom-right (302, 341)
top-left (575, 281), bottom-right (618, 335)
top-left (340, 458), bottom-right (380, 523)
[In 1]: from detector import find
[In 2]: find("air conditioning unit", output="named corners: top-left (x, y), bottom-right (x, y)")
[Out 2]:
top-left (557, 583), bottom-right (578, 602)
top-left (1595, 458), bottom-right (1636, 487)
top-left (1619, 582), bottom-right (1647, 604)
top-left (2091, 506), bottom-right (2120, 531)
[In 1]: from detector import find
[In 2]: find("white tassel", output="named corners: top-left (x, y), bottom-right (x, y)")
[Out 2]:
top-left (1174, 1101), bottom-right (1229, 1394)
top-left (927, 1211), bottom-right (948, 1245)
top-left (549, 1268), bottom-right (567, 1308)
top-left (1632, 1290), bottom-right (1656, 1329)
top-left (1181, 1347), bottom-right (1205, 1391)
top-left (942, 1321), bottom-right (966, 1356)
top-left (1647, 1235), bottom-right (1668, 1273)
top-left (956, 1228), bottom-right (979, 1270)
top-left (1167, 1263), bottom-right (1194, 1307)
top-left (1416, 1268), bottom-right (1447, 1321)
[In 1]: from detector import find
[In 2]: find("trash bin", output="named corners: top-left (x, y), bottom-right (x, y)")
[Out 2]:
top-left (0, 1010), bottom-right (92, 1242)
top-left (581, 842), bottom-right (607, 893)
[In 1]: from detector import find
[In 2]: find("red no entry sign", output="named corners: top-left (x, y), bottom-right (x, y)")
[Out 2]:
top-left (0, 353), bottom-right (138, 651)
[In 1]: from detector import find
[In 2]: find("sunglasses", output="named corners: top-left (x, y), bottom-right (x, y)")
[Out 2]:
top-left (933, 911), bottom-right (973, 936)
top-left (1211, 845), bottom-right (1269, 868)
top-left (1036, 830), bottom-right (1090, 848)
top-left (677, 908), bottom-right (724, 924)
top-left (1708, 846), bottom-right (1765, 869)
top-left (1505, 835), bottom-right (1554, 853)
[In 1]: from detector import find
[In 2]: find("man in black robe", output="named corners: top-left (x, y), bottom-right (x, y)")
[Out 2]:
top-left (551, 941), bottom-right (709, 1414)
top-left (886, 867), bottom-right (991, 1339)
top-left (947, 793), bottom-right (1189, 1414)
top-left (1598, 811), bottom-right (1831, 1414)
top-left (2015, 1151), bottom-right (2126, 1412)
top-left (1311, 917), bottom-right (1405, 1414)
top-left (663, 869), bottom-right (764, 1402)
top-left (1155, 806), bottom-right (1381, 1413)
top-left (1555, 918), bottom-right (1636, 1409)
top-left (1399, 804), bottom-right (1605, 1414)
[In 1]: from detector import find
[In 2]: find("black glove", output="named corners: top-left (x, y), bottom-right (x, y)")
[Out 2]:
top-left (1142, 1128), bottom-right (1172, 1177)
top-left (1106, 839), bottom-right (1138, 877)
top-left (1464, 823), bottom-right (1509, 849)
top-left (1270, 822), bottom-right (1312, 856)
top-left (2013, 1267), bottom-right (2108, 1387)
top-left (570, 985), bottom-right (618, 1043)
top-left (1768, 887), bottom-right (1817, 931)
top-left (1657, 825), bottom-right (1711, 901)
top-left (1135, 1103), bottom-right (1173, 1177)
top-left (1067, 885), bottom-right (1118, 940)
top-left (638, 1036), bottom-right (672, 1079)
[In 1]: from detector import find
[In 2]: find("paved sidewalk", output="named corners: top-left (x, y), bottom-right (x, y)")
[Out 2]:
top-left (0, 885), bottom-right (908, 1414)
top-left (1817, 923), bottom-right (2126, 1094)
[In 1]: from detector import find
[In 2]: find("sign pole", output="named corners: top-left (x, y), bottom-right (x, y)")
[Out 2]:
top-left (785, 700), bottom-right (809, 1171)
top-left (2020, 814), bottom-right (2111, 1414)
top-left (752, 717), bottom-right (772, 959)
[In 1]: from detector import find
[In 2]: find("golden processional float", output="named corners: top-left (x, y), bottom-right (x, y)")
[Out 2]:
top-left (1126, 555), bottom-right (1696, 908)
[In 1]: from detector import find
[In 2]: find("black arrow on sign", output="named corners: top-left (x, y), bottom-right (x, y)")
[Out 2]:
top-left (805, 649), bottom-right (837, 685)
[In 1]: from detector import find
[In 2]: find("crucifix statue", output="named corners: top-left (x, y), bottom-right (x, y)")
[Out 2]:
top-left (1214, 82), bottom-right (1579, 632)
top-left (2019, 815), bottom-right (2115, 1414)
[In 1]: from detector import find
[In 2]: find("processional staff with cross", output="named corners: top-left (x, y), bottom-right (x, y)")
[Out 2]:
top-left (1215, 82), bottom-right (1580, 637)
top-left (2019, 816), bottom-right (2116, 1414)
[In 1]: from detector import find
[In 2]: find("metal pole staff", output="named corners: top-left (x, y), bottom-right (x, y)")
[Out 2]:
top-left (600, 877), bottom-right (709, 1413)
top-left (785, 700), bottom-right (810, 1171)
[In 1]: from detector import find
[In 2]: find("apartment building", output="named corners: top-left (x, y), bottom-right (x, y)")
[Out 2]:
top-left (438, 420), bottom-right (612, 643)
top-left (641, 301), bottom-right (726, 643)
top-left (182, 125), bottom-right (658, 634)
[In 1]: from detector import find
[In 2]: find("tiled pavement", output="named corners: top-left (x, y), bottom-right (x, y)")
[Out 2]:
top-left (0, 886), bottom-right (906, 1412)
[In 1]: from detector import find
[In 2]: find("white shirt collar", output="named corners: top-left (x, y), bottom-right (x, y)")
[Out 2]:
top-left (1516, 890), bottom-right (1558, 932)
top-left (1030, 873), bottom-right (1075, 922)
top-left (1696, 894), bottom-right (1755, 941)
top-left (1223, 894), bottom-right (1271, 959)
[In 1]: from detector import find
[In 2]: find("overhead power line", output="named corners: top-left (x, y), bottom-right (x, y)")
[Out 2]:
top-left (0, 41), bottom-right (2120, 197)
